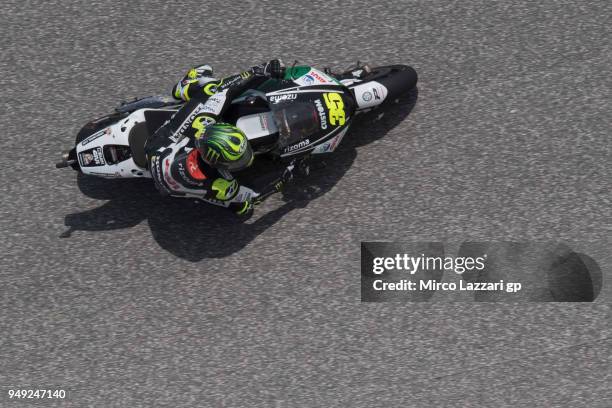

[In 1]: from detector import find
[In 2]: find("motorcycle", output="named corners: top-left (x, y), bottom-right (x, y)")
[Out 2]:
top-left (55, 63), bottom-right (418, 183)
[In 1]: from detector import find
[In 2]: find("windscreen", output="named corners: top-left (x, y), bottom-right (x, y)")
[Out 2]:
top-left (271, 102), bottom-right (320, 148)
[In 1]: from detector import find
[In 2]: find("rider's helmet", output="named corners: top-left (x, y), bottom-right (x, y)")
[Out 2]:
top-left (194, 123), bottom-right (254, 172)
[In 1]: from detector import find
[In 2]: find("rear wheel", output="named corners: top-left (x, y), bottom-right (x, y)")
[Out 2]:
top-left (75, 111), bottom-right (125, 145)
top-left (69, 112), bottom-right (127, 172)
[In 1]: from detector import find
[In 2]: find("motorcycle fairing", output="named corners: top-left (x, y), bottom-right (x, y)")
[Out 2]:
top-left (265, 86), bottom-right (355, 158)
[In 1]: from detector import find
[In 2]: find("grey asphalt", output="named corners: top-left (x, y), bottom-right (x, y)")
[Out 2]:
top-left (1, 0), bottom-right (611, 406)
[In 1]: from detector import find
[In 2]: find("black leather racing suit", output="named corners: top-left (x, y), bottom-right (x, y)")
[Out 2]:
top-left (144, 63), bottom-right (287, 215)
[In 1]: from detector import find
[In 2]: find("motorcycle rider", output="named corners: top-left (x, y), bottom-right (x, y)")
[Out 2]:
top-left (145, 59), bottom-right (291, 217)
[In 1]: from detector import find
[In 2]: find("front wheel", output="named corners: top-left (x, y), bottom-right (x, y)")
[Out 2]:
top-left (344, 64), bottom-right (418, 110)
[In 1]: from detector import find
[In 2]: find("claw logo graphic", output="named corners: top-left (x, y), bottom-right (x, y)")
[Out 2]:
top-left (191, 114), bottom-right (214, 139)
top-left (206, 147), bottom-right (221, 163)
top-left (203, 79), bottom-right (224, 96)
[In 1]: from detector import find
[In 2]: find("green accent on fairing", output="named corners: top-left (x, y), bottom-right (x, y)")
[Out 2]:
top-left (283, 65), bottom-right (311, 80)
top-left (283, 66), bottom-right (343, 85)
top-left (211, 178), bottom-right (238, 200)
top-left (253, 79), bottom-right (280, 93)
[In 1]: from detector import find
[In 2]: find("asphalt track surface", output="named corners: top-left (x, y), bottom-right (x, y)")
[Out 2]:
top-left (1, 0), bottom-right (611, 406)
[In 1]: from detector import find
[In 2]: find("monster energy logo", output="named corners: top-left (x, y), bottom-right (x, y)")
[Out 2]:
top-left (206, 148), bottom-right (221, 163)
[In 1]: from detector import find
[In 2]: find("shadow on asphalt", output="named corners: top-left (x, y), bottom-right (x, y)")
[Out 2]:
top-left (61, 89), bottom-right (418, 261)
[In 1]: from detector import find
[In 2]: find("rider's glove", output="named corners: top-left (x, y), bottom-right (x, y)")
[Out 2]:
top-left (251, 162), bottom-right (295, 206)
top-left (266, 59), bottom-right (285, 78)
top-left (253, 59), bottom-right (285, 79)
top-left (271, 164), bottom-right (294, 193)
top-left (280, 164), bottom-right (294, 185)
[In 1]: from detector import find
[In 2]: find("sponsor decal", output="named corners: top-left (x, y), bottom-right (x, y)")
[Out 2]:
top-left (87, 171), bottom-right (121, 177)
top-left (151, 156), bottom-right (171, 195)
top-left (92, 147), bottom-right (105, 165)
top-left (303, 74), bottom-right (315, 85)
top-left (205, 147), bottom-right (221, 164)
top-left (204, 75), bottom-right (237, 94)
top-left (308, 70), bottom-right (329, 84)
top-left (314, 140), bottom-right (333, 153)
top-left (283, 138), bottom-right (310, 153)
top-left (314, 129), bottom-right (347, 153)
top-left (226, 75), bottom-right (242, 87)
top-left (177, 162), bottom-right (187, 181)
top-left (81, 129), bottom-right (106, 146)
top-left (178, 161), bottom-right (204, 186)
top-left (328, 129), bottom-right (347, 151)
top-left (203, 93), bottom-right (224, 114)
top-left (259, 113), bottom-right (269, 131)
top-left (362, 91), bottom-right (373, 102)
top-left (314, 99), bottom-right (327, 129)
top-left (186, 149), bottom-right (206, 180)
top-left (170, 103), bottom-right (208, 142)
top-left (269, 93), bottom-right (298, 104)
top-left (163, 158), bottom-right (180, 191)
top-left (81, 147), bottom-right (106, 166)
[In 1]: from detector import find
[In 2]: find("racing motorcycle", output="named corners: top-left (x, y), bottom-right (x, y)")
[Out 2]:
top-left (55, 63), bottom-right (417, 182)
